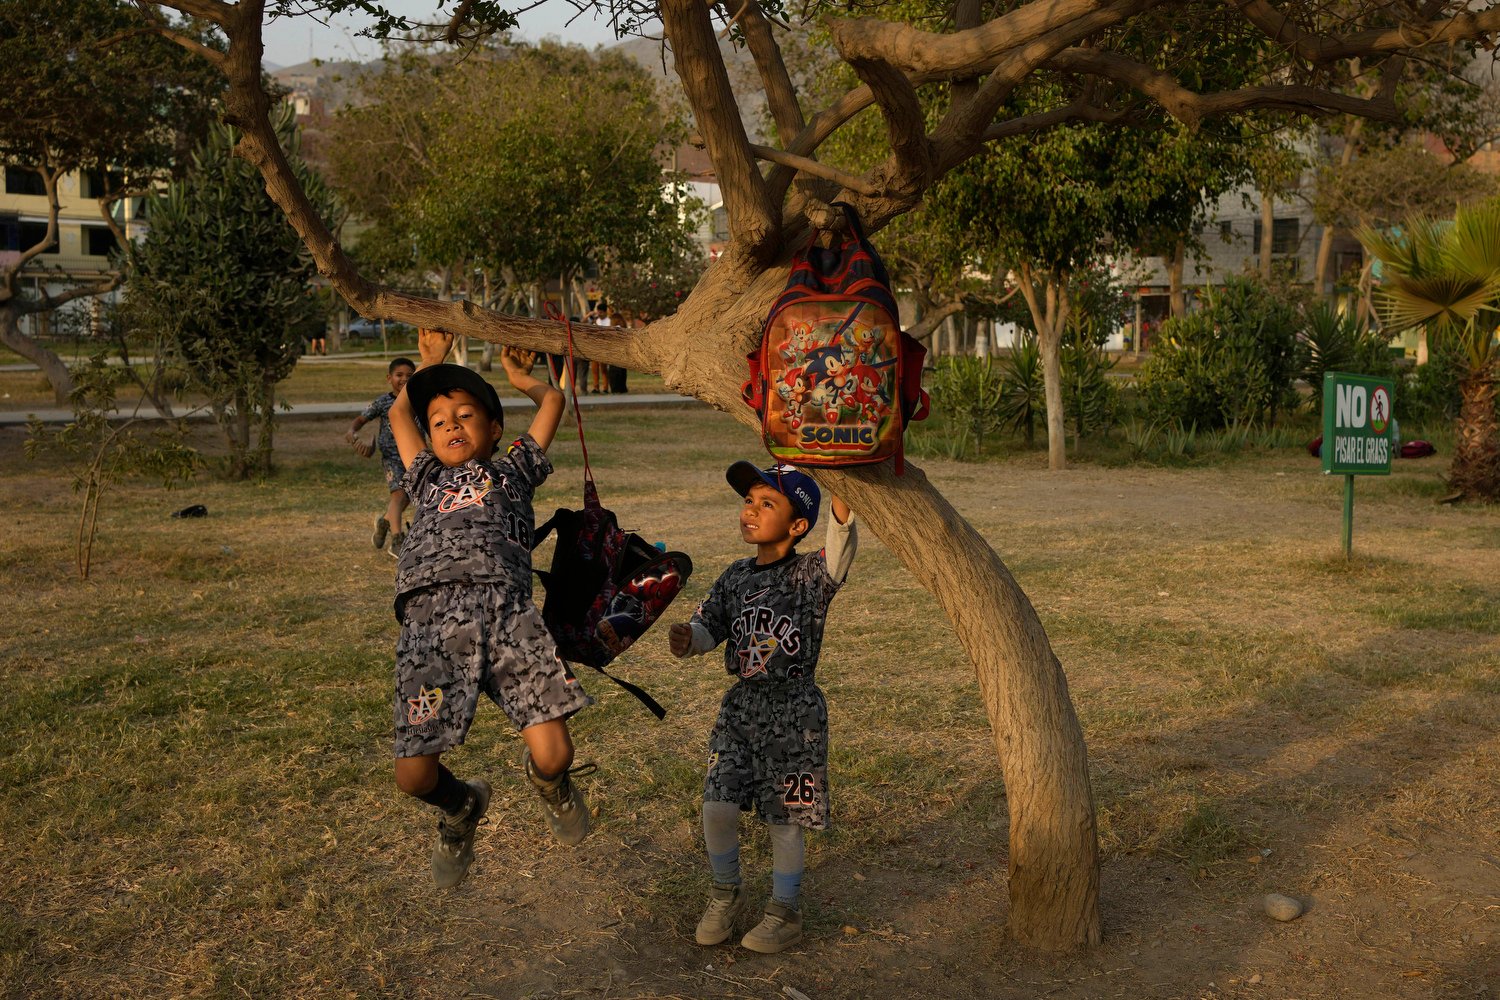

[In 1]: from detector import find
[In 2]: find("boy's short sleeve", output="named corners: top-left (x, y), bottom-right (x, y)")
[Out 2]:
top-left (496, 433), bottom-right (552, 490)
top-left (362, 393), bottom-right (394, 421)
top-left (690, 567), bottom-right (733, 646)
top-left (399, 450), bottom-right (439, 501)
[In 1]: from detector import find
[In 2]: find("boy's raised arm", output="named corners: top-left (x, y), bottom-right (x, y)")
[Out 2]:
top-left (824, 495), bottom-right (857, 584)
top-left (501, 347), bottom-right (565, 451)
top-left (390, 328), bottom-right (452, 469)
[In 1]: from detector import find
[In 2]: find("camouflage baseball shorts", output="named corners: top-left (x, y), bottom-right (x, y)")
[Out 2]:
top-left (382, 455), bottom-right (404, 492)
top-left (704, 680), bottom-right (829, 830)
top-left (393, 582), bottom-right (593, 758)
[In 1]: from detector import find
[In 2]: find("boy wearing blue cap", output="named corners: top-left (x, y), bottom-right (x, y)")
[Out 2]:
top-left (668, 462), bottom-right (856, 953)
top-left (385, 328), bottom-right (593, 891)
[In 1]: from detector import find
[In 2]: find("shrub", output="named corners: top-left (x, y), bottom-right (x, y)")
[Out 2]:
top-left (1138, 274), bottom-right (1301, 429)
top-left (927, 356), bottom-right (1007, 455)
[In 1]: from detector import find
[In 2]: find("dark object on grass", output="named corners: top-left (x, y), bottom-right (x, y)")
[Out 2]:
top-left (1307, 435), bottom-right (1322, 458)
top-left (1401, 440), bottom-right (1437, 459)
top-left (171, 504), bottom-right (208, 518)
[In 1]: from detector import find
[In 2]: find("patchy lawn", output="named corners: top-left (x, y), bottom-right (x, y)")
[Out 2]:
top-left (1, 406), bottom-right (1496, 999)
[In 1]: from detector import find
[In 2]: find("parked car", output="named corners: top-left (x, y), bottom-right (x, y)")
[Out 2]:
top-left (345, 318), bottom-right (412, 341)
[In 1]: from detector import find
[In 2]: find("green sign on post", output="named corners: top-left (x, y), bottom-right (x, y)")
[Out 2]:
top-left (1321, 371), bottom-right (1395, 558)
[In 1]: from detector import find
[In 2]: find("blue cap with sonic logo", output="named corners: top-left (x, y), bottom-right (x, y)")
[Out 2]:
top-left (726, 461), bottom-right (821, 534)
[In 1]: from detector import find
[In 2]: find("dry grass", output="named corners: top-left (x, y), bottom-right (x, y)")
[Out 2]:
top-left (1, 407), bottom-right (1497, 999)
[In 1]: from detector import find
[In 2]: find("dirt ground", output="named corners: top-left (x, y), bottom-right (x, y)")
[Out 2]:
top-left (2, 409), bottom-right (1497, 1000)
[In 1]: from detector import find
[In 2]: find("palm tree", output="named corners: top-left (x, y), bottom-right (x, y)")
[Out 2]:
top-left (1359, 202), bottom-right (1500, 501)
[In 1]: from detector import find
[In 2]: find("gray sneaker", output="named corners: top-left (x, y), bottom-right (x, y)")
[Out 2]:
top-left (431, 779), bottom-right (491, 889)
top-left (741, 900), bottom-right (803, 953)
top-left (695, 883), bottom-right (747, 945)
top-left (373, 515), bottom-right (390, 549)
top-left (522, 747), bottom-right (593, 846)
top-left (387, 529), bottom-right (405, 559)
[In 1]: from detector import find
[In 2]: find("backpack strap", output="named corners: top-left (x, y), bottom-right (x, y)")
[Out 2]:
top-left (586, 664), bottom-right (667, 720)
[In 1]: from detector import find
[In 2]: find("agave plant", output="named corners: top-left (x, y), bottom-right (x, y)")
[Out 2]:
top-left (1359, 201), bottom-right (1500, 501)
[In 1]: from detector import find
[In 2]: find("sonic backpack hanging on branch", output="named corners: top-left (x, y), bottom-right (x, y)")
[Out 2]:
top-left (742, 202), bottom-right (931, 474)
top-left (530, 305), bottom-right (692, 719)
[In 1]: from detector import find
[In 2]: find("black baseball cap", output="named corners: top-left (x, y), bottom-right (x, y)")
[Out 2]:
top-left (404, 364), bottom-right (504, 431)
top-left (726, 461), bottom-right (820, 533)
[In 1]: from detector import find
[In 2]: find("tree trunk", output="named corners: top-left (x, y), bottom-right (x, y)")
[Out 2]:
top-left (1313, 224), bottom-right (1336, 296)
top-left (1039, 316), bottom-right (1066, 470)
top-left (255, 373), bottom-right (276, 477)
top-left (652, 261), bottom-right (1100, 947)
top-left (0, 304), bottom-right (75, 403)
top-left (1015, 264), bottom-right (1071, 471)
top-left (1259, 191), bottom-right (1274, 279)
top-left (226, 388), bottom-right (252, 480)
top-left (1168, 239), bottom-right (1186, 318)
top-left (825, 460), bottom-right (1101, 947)
top-left (1450, 362), bottom-right (1500, 501)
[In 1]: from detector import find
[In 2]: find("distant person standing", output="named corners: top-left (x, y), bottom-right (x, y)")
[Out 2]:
top-left (607, 307), bottom-right (629, 395)
top-left (590, 305), bottom-right (610, 394)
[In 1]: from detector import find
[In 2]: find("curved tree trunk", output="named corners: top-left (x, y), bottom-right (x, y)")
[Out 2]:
top-left (652, 262), bottom-right (1101, 946)
top-left (1450, 364), bottom-right (1500, 501)
top-left (0, 305), bottom-right (74, 404)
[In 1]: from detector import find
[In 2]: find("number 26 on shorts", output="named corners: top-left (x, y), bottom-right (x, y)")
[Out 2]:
top-left (781, 771), bottom-right (818, 806)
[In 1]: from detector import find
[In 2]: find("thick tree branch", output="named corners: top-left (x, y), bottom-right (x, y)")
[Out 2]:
top-left (905, 299), bottom-right (964, 342)
top-left (750, 144), bottom-right (879, 195)
top-left (847, 55), bottom-right (933, 195)
top-left (830, 0), bottom-right (1112, 77)
top-left (660, 0), bottom-right (779, 262)
top-left (98, 24), bottom-right (228, 70)
top-left (36, 274), bottom-right (125, 312)
top-left (933, 0), bottom-right (1158, 145)
top-left (982, 100), bottom-right (1136, 140)
top-left (7, 164), bottom-right (65, 290)
top-left (735, 0), bottom-right (805, 146)
top-left (141, 0), bottom-right (232, 25)
top-left (1233, 0), bottom-right (1500, 64)
top-left (1047, 47), bottom-right (1402, 124)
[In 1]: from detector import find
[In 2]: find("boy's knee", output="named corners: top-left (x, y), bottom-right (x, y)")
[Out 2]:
top-left (394, 756), bottom-right (438, 796)
top-left (523, 725), bottom-right (574, 778)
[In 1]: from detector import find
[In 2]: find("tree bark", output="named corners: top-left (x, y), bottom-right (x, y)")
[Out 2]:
top-left (1168, 239), bottom-right (1186, 318)
top-left (1450, 362), bottom-right (1499, 501)
top-left (0, 304), bottom-right (74, 403)
top-left (1015, 263), bottom-right (1070, 471)
top-left (1259, 191), bottom-right (1274, 279)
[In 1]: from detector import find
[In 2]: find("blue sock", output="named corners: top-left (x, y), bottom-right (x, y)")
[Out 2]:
top-left (769, 822), bottom-right (804, 908)
top-left (702, 800), bottom-right (742, 886)
top-left (709, 849), bottom-right (742, 887)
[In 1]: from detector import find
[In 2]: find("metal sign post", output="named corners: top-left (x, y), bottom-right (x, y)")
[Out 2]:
top-left (1321, 372), bottom-right (1395, 558)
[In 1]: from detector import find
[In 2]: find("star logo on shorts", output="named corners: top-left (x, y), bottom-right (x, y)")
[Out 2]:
top-left (738, 635), bottom-right (778, 678)
top-left (406, 685), bottom-right (443, 726)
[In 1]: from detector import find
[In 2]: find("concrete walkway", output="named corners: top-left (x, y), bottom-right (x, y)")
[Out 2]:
top-left (0, 392), bottom-right (704, 427)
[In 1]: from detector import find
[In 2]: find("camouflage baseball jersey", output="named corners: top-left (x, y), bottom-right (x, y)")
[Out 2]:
top-left (361, 392), bottom-right (402, 467)
top-left (394, 434), bottom-right (551, 618)
top-left (689, 517), bottom-right (855, 684)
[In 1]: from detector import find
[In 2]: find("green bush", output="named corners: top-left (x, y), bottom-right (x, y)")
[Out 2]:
top-left (1138, 275), bottom-right (1301, 429)
top-left (927, 355), bottom-right (1007, 455)
top-left (996, 334), bottom-right (1046, 446)
top-left (1062, 318), bottom-right (1119, 439)
top-left (1297, 301), bottom-right (1398, 413)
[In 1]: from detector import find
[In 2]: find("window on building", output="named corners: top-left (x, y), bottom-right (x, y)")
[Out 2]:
top-left (79, 169), bottom-right (125, 199)
top-left (18, 221), bottom-right (60, 253)
top-left (1252, 217), bottom-right (1301, 256)
top-left (0, 216), bottom-right (18, 252)
top-left (711, 207), bottom-right (730, 241)
top-left (5, 168), bottom-right (48, 196)
top-left (1219, 220), bottom-right (1234, 240)
top-left (85, 226), bottom-right (119, 257)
